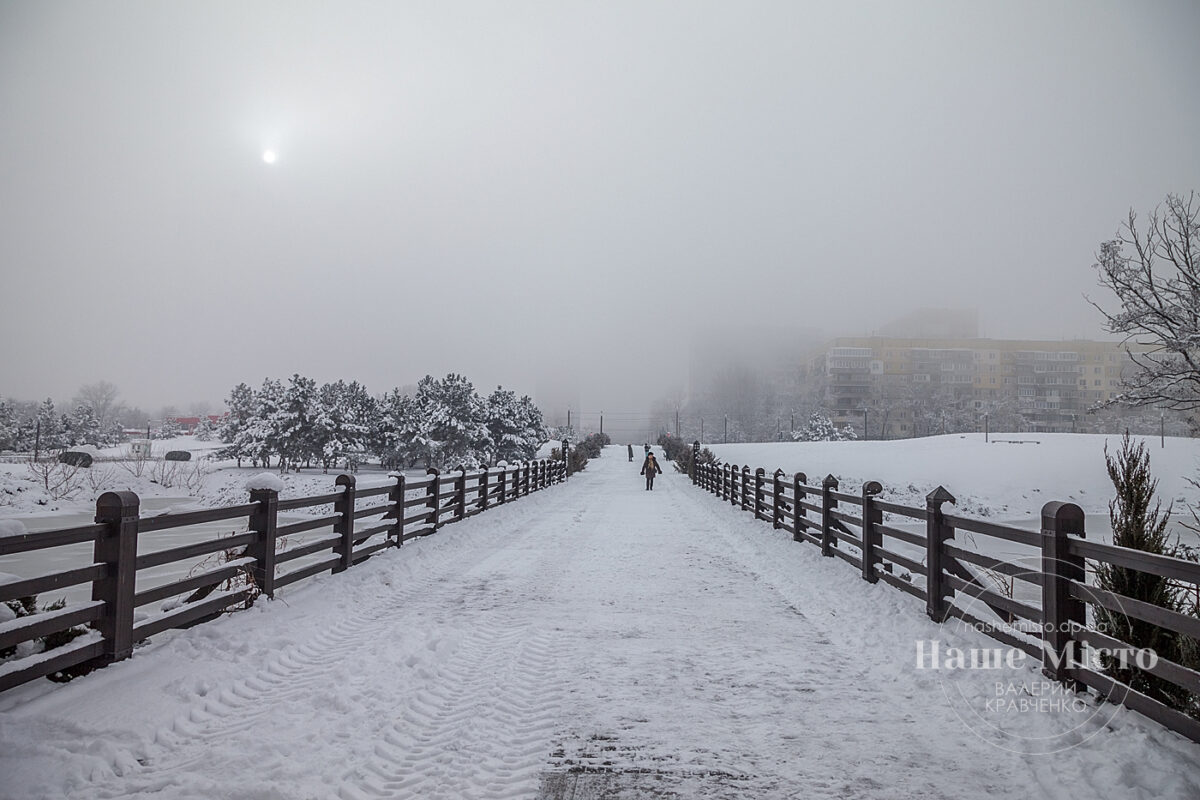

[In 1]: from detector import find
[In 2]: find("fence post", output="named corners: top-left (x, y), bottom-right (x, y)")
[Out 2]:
top-left (821, 474), bottom-right (838, 557)
top-left (523, 462), bottom-right (531, 496)
top-left (479, 467), bottom-right (490, 512)
top-left (772, 469), bottom-right (784, 529)
top-left (92, 491), bottom-right (139, 666)
top-left (722, 464), bottom-right (731, 501)
top-left (1041, 501), bottom-right (1086, 688)
top-left (793, 472), bottom-right (807, 542)
top-left (925, 486), bottom-right (956, 621)
top-left (248, 487), bottom-right (279, 598)
top-left (561, 439), bottom-right (569, 479)
top-left (427, 468), bottom-right (441, 530)
top-left (456, 466), bottom-right (468, 521)
top-left (334, 474), bottom-right (356, 572)
top-left (691, 441), bottom-right (700, 484)
top-left (497, 466), bottom-right (507, 504)
top-left (741, 466), bottom-right (752, 512)
top-left (392, 473), bottom-right (407, 546)
top-left (860, 481), bottom-right (883, 583)
top-left (754, 468), bottom-right (765, 520)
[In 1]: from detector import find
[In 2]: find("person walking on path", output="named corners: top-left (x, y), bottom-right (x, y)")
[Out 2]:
top-left (640, 451), bottom-right (662, 490)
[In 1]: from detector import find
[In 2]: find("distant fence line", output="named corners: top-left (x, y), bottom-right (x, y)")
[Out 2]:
top-left (0, 458), bottom-right (568, 693)
top-left (688, 445), bottom-right (1200, 746)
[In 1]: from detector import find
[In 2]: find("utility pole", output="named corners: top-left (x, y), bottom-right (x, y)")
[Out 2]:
top-left (600, 412), bottom-right (603, 436)
top-left (724, 414), bottom-right (728, 444)
top-left (862, 408), bottom-right (868, 440)
top-left (790, 411), bottom-right (794, 433)
top-left (675, 410), bottom-right (679, 438)
top-left (567, 409), bottom-right (571, 430)
top-left (700, 418), bottom-right (704, 442)
top-left (1161, 411), bottom-right (1165, 448)
top-left (984, 413), bottom-right (989, 443)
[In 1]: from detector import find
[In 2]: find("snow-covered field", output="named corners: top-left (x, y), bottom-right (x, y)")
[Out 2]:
top-left (1, 446), bottom-right (1197, 799)
top-left (0, 437), bottom-right (399, 520)
top-left (710, 433), bottom-right (1200, 523)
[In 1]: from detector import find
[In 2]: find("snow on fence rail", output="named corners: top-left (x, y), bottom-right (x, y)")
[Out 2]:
top-left (0, 458), bottom-right (567, 693)
top-left (690, 449), bottom-right (1200, 746)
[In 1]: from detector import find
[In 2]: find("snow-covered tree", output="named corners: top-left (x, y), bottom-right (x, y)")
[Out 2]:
top-left (193, 415), bottom-right (215, 441)
top-left (274, 374), bottom-right (319, 471)
top-left (0, 399), bottom-right (18, 451)
top-left (61, 404), bottom-right (101, 447)
top-left (315, 380), bottom-right (374, 471)
top-left (158, 417), bottom-right (183, 439)
top-left (1090, 191), bottom-right (1200, 410)
top-left (217, 383), bottom-right (256, 467)
top-left (72, 381), bottom-right (122, 434)
top-left (240, 378), bottom-right (284, 469)
top-left (34, 399), bottom-right (62, 453)
top-left (388, 375), bottom-right (493, 469)
top-left (486, 387), bottom-right (546, 463)
top-left (792, 411), bottom-right (856, 442)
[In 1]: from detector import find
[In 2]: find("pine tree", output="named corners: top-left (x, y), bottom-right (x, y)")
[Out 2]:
top-left (35, 399), bottom-right (62, 453)
top-left (486, 388), bottom-right (547, 463)
top-left (217, 383), bottom-right (256, 467)
top-left (792, 411), bottom-right (853, 442)
top-left (0, 399), bottom-right (17, 451)
top-left (193, 416), bottom-right (215, 441)
top-left (1095, 434), bottom-right (1195, 712)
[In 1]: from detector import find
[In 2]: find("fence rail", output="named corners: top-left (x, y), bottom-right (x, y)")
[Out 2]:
top-left (691, 449), bottom-right (1200, 745)
top-left (0, 458), bottom-right (567, 693)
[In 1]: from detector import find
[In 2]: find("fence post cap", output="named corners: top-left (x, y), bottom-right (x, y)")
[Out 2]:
top-left (336, 474), bottom-right (356, 488)
top-left (1041, 500), bottom-right (1084, 527)
top-left (822, 474), bottom-right (838, 488)
top-left (755, 467), bottom-right (765, 476)
top-left (794, 471), bottom-right (807, 484)
top-left (863, 480), bottom-right (883, 496)
top-left (248, 486), bottom-right (279, 499)
top-left (426, 467), bottom-right (440, 475)
top-left (96, 490), bottom-right (139, 519)
top-left (774, 468), bottom-right (785, 477)
top-left (926, 486), bottom-right (955, 506)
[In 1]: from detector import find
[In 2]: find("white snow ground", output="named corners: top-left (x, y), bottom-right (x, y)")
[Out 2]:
top-left (1, 447), bottom-right (1198, 799)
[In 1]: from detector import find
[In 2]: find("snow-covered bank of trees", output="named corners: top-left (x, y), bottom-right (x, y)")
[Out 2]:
top-left (0, 397), bottom-right (124, 452)
top-left (217, 374), bottom-right (546, 472)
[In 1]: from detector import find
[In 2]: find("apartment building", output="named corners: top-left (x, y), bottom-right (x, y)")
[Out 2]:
top-left (820, 336), bottom-right (1139, 437)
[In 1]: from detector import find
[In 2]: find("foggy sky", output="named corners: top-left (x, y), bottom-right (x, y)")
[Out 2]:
top-left (2, 0), bottom-right (1199, 423)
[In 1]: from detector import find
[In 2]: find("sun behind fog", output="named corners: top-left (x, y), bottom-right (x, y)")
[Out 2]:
top-left (262, 150), bottom-right (277, 164)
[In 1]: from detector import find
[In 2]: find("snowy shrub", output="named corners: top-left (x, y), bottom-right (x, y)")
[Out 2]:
top-left (1095, 434), bottom-right (1199, 714)
top-left (791, 412), bottom-right (857, 442)
top-left (0, 592), bottom-right (87, 667)
top-left (26, 457), bottom-right (83, 500)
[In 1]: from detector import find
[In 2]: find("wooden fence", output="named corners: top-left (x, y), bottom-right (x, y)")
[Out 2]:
top-left (691, 452), bottom-right (1200, 745)
top-left (0, 459), bottom-right (567, 693)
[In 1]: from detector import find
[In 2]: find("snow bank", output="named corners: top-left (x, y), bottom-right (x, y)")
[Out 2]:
top-left (243, 472), bottom-right (285, 493)
top-left (711, 433), bottom-right (1200, 518)
top-left (0, 519), bottom-right (26, 538)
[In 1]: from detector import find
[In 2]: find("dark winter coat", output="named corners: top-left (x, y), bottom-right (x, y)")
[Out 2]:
top-left (640, 455), bottom-right (662, 475)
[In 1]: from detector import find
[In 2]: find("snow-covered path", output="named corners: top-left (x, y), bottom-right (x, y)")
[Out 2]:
top-left (2, 448), bottom-right (1199, 799)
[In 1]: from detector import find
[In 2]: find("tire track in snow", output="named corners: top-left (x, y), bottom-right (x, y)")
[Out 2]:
top-left (341, 497), bottom-right (595, 799)
top-left (82, 493), bottom-right (580, 799)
